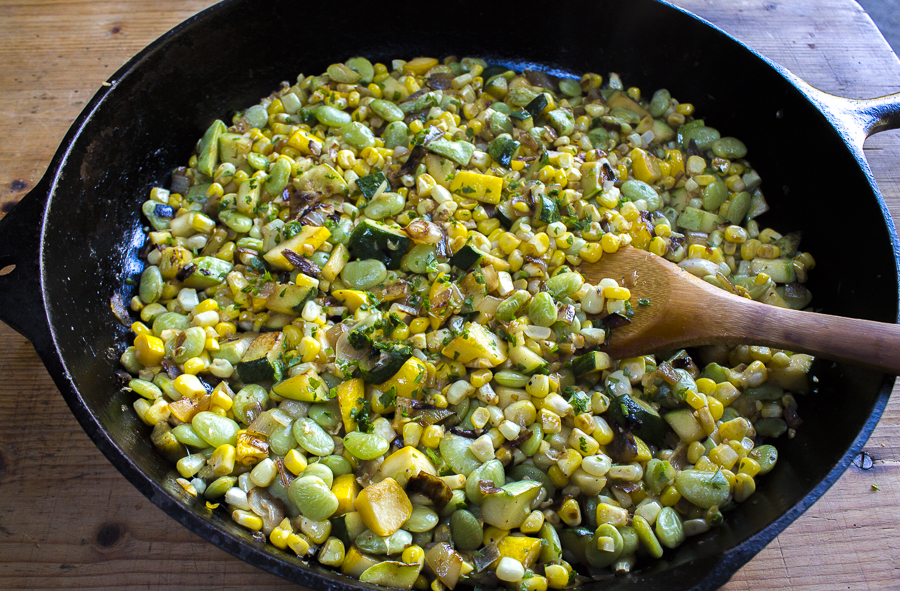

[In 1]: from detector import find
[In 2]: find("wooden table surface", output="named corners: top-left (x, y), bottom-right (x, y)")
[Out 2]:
top-left (1, 1), bottom-right (899, 589)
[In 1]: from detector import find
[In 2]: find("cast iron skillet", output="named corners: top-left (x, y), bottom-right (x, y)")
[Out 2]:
top-left (1, 0), bottom-right (899, 588)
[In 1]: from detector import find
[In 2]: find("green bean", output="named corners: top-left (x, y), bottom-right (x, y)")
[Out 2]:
top-left (364, 192), bottom-right (405, 220)
top-left (440, 489), bottom-right (467, 518)
top-left (173, 326), bottom-right (206, 363)
top-left (750, 444), bottom-right (778, 475)
top-left (654, 507), bottom-right (685, 549)
top-left (232, 384), bottom-right (269, 425)
top-left (268, 421), bottom-right (298, 456)
top-left (139, 266), bottom-right (163, 304)
top-left (649, 88), bottom-right (672, 117)
top-left (292, 417), bottom-right (335, 456)
top-left (370, 99), bottom-right (404, 123)
top-left (712, 137), bottom-right (748, 159)
top-left (327, 62), bottom-right (362, 84)
top-left (519, 424), bottom-right (543, 457)
top-left (383, 121), bottom-right (409, 149)
top-left (586, 524), bottom-right (623, 568)
top-left (449, 510), bottom-right (482, 551)
top-left (346, 57), bottom-right (374, 85)
top-left (357, 529), bottom-right (413, 555)
top-left (496, 290), bottom-right (531, 321)
top-left (309, 401), bottom-right (342, 430)
top-left (558, 78), bottom-right (582, 97)
top-left (191, 411), bottom-right (239, 447)
top-left (528, 291), bottom-right (558, 327)
top-left (321, 454), bottom-right (353, 477)
top-left (755, 418), bottom-right (788, 438)
top-left (342, 122), bottom-right (376, 149)
top-left (403, 244), bottom-right (437, 274)
top-left (465, 459), bottom-right (506, 505)
top-left (172, 423), bottom-right (208, 448)
top-left (313, 105), bottom-right (351, 127)
top-left (547, 109), bottom-right (575, 136)
top-left (343, 431), bottom-right (390, 460)
top-left (681, 125), bottom-right (721, 151)
top-left (218, 209), bottom-right (254, 234)
top-left (204, 475), bottom-right (237, 500)
top-left (493, 370), bottom-right (530, 388)
top-left (244, 104), bottom-right (269, 128)
top-left (539, 522), bottom-right (563, 563)
top-left (404, 506), bottom-right (439, 533)
top-left (302, 462), bottom-right (334, 488)
top-left (288, 475), bottom-right (339, 521)
top-left (129, 378), bottom-right (162, 400)
top-left (341, 259), bottom-right (388, 290)
top-left (546, 271), bottom-right (583, 299)
top-left (264, 157), bottom-right (291, 195)
top-left (152, 312), bottom-right (189, 336)
top-left (616, 525), bottom-right (639, 556)
top-left (701, 179), bottom-right (728, 212)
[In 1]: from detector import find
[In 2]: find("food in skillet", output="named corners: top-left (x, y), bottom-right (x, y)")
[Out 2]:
top-left (121, 55), bottom-right (815, 589)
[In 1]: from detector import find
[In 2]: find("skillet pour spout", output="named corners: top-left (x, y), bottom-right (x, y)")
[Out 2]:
top-left (0, 0), bottom-right (898, 589)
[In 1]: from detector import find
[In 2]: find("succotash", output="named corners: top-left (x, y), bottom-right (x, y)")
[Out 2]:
top-left (122, 55), bottom-right (816, 590)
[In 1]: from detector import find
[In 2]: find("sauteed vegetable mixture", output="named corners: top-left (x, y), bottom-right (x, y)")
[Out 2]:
top-left (121, 56), bottom-right (816, 589)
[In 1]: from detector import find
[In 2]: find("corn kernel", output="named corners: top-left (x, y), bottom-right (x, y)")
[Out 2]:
top-left (232, 509), bottom-right (263, 531)
top-left (558, 498), bottom-right (582, 527)
top-left (660, 485), bottom-right (681, 506)
top-left (546, 564), bottom-right (569, 589)
top-left (708, 396), bottom-right (724, 421)
top-left (135, 333), bottom-right (166, 367)
top-left (547, 465), bottom-right (570, 488)
top-left (601, 232), bottom-right (620, 253)
top-left (738, 457), bottom-right (761, 477)
top-left (410, 318), bottom-right (430, 334)
top-left (734, 473), bottom-right (756, 502)
top-left (421, 425), bottom-right (444, 448)
top-left (684, 389), bottom-right (706, 410)
top-left (402, 545), bottom-right (425, 565)
top-left (520, 510), bottom-right (545, 534)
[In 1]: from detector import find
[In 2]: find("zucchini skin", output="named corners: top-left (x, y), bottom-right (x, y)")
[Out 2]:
top-left (348, 219), bottom-right (411, 270)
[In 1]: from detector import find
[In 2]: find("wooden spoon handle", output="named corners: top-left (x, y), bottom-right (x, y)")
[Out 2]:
top-left (715, 295), bottom-right (900, 374)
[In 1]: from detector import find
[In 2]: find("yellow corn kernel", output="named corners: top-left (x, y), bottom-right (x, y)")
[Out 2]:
top-left (131, 321), bottom-right (152, 337)
top-left (738, 457), bottom-right (761, 477)
top-left (558, 498), bottom-right (582, 527)
top-left (299, 336), bottom-right (322, 363)
top-left (520, 510), bottom-right (545, 534)
top-left (182, 357), bottom-right (206, 375)
top-left (284, 448), bottom-right (308, 475)
top-left (410, 318), bottom-right (430, 334)
top-left (684, 389), bottom-right (706, 410)
top-left (498, 232), bottom-right (522, 255)
top-left (708, 396), bottom-right (724, 421)
top-left (591, 417), bottom-right (614, 445)
top-left (647, 236), bottom-right (667, 257)
top-left (270, 526), bottom-right (292, 549)
top-left (135, 333), bottom-right (166, 367)
top-left (421, 425), bottom-right (444, 449)
top-left (676, 103), bottom-right (695, 116)
top-left (709, 444), bottom-right (740, 470)
top-left (402, 422), bottom-right (424, 447)
top-left (470, 369), bottom-right (493, 388)
top-left (603, 286), bottom-right (631, 300)
top-left (687, 441), bottom-right (707, 464)
top-left (287, 533), bottom-right (310, 556)
top-left (409, 119), bottom-right (424, 134)
top-left (660, 485), bottom-right (681, 506)
top-left (547, 465), bottom-right (570, 488)
top-left (734, 473), bottom-right (756, 502)
top-left (601, 232), bottom-right (620, 253)
top-left (546, 564), bottom-right (569, 589)
top-left (211, 388), bottom-right (233, 411)
top-left (402, 545), bottom-right (425, 565)
top-left (232, 509), bottom-right (263, 531)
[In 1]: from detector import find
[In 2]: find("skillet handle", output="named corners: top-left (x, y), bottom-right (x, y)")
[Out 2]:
top-left (803, 88), bottom-right (900, 151)
top-left (0, 176), bottom-right (54, 351)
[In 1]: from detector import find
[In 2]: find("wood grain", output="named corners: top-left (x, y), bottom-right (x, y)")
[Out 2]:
top-left (0, 1), bottom-right (898, 589)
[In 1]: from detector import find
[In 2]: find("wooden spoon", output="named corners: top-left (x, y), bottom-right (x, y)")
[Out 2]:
top-left (579, 246), bottom-right (900, 373)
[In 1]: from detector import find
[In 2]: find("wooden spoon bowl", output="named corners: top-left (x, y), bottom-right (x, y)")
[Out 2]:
top-left (579, 246), bottom-right (900, 373)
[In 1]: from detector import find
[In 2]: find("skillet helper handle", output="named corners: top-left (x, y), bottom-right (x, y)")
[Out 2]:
top-left (805, 89), bottom-right (900, 149)
top-left (0, 176), bottom-right (54, 351)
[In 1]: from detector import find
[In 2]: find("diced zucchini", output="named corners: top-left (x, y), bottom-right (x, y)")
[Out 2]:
top-left (265, 283), bottom-right (317, 315)
top-left (264, 225), bottom-right (331, 271)
top-left (494, 200), bottom-right (516, 229)
top-left (360, 562), bottom-right (423, 591)
top-left (348, 219), bottom-right (411, 270)
top-left (488, 135), bottom-right (520, 168)
top-left (676, 206), bottom-right (725, 234)
top-left (524, 93), bottom-right (549, 119)
top-left (360, 342), bottom-right (413, 384)
top-left (449, 244), bottom-right (484, 270)
top-left (606, 90), bottom-right (651, 117)
top-left (357, 171), bottom-right (389, 200)
top-left (211, 333), bottom-right (257, 364)
top-left (295, 163), bottom-right (348, 196)
top-left (235, 332), bottom-right (284, 383)
top-left (481, 480), bottom-right (542, 529)
top-left (663, 408), bottom-right (705, 443)
top-left (773, 231), bottom-right (803, 258)
top-left (537, 194), bottom-right (560, 223)
top-left (749, 258), bottom-right (796, 283)
top-left (219, 132), bottom-right (251, 167)
top-left (441, 322), bottom-right (508, 368)
top-left (509, 344), bottom-right (548, 374)
top-left (571, 350), bottom-right (612, 377)
top-left (376, 356), bottom-right (428, 399)
top-left (767, 353), bottom-right (814, 393)
top-left (607, 393), bottom-right (666, 447)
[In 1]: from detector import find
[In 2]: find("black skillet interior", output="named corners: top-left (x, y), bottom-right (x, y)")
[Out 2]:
top-left (18, 0), bottom-right (896, 589)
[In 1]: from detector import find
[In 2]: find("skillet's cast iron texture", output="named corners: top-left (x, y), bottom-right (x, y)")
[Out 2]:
top-left (0, 0), bottom-right (898, 589)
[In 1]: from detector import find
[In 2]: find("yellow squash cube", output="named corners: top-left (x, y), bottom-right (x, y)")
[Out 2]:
top-left (449, 170), bottom-right (503, 204)
top-left (441, 322), bottom-right (508, 368)
top-left (271, 370), bottom-right (329, 402)
top-left (353, 477), bottom-right (412, 537)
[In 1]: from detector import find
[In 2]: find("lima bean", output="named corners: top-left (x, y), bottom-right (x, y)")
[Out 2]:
top-left (449, 510), bottom-right (483, 551)
top-left (288, 475), bottom-right (339, 520)
top-left (191, 411), bottom-right (239, 447)
top-left (655, 507), bottom-right (685, 549)
top-left (341, 259), bottom-right (388, 290)
top-left (292, 417), bottom-right (335, 456)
